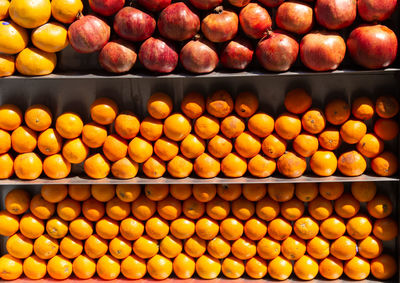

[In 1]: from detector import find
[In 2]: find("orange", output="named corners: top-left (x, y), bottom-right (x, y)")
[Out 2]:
top-left (268, 255), bottom-right (293, 280)
top-left (234, 131), bottom-right (261, 158)
top-left (43, 154), bottom-right (71, 179)
top-left (256, 196), bottom-right (280, 221)
top-left (319, 182), bottom-right (344, 200)
top-left (207, 235), bottom-right (231, 259)
top-left (170, 217), bottom-right (195, 240)
top-left (140, 116), bottom-right (163, 141)
top-left (232, 197), bottom-right (255, 220)
top-left (67, 185), bottom-right (90, 202)
top-left (183, 196), bottom-right (205, 219)
top-left (0, 153), bottom-right (14, 179)
top-left (221, 256), bottom-right (245, 279)
top-left (340, 119), bottom-right (367, 144)
top-left (320, 215), bottom-right (346, 239)
top-left (284, 88), bottom-right (312, 114)
top-left (373, 217), bottom-right (398, 241)
top-left (11, 126), bottom-right (37, 153)
top-left (277, 151), bottom-right (307, 178)
top-left (59, 235), bottom-right (83, 259)
top-left (82, 122), bottom-right (108, 148)
top-left (221, 152), bottom-right (247, 177)
top-left (331, 235), bottom-right (357, 260)
top-left (37, 128), bottom-right (62, 156)
top-left (194, 153), bottom-right (220, 178)
top-left (295, 183), bottom-right (318, 202)
top-left (120, 255), bottom-right (146, 279)
top-left (207, 134), bottom-right (232, 159)
top-left (374, 118), bottom-right (399, 141)
top-left (82, 198), bottom-right (105, 222)
top-left (195, 114), bottom-right (220, 140)
top-left (133, 235), bottom-right (159, 259)
top-left (109, 236), bottom-right (132, 259)
top-left (167, 154), bottom-right (193, 178)
top-left (375, 95), bottom-right (399, 118)
top-left (180, 134), bottom-right (206, 159)
top-left (91, 184), bottom-right (115, 202)
top-left (294, 255), bottom-right (319, 280)
top-left (247, 112), bottom-right (274, 138)
top-left (111, 157), bottom-right (139, 179)
top-left (281, 235), bottom-right (306, 260)
top-left (242, 184), bottom-right (266, 201)
top-left (5, 188), bottom-right (30, 215)
top-left (47, 255), bottom-right (72, 280)
top-left (6, 233), bottom-right (33, 259)
top-left (325, 98), bottom-right (350, 125)
top-left (145, 216), bottom-right (169, 240)
top-left (371, 254), bottom-right (398, 280)
top-left (120, 216), bottom-right (144, 241)
top-left (352, 96), bottom-right (374, 120)
top-left (147, 92), bottom-right (173, 119)
top-left (307, 235), bottom-right (330, 259)
top-left (193, 184), bottom-right (216, 202)
top-left (72, 255), bottom-right (96, 279)
top-left (293, 132), bottom-right (318, 157)
top-left (318, 127), bottom-right (341, 150)
top-left (217, 184), bottom-right (242, 201)
top-left (206, 90), bottom-right (234, 118)
top-left (164, 113), bottom-right (191, 141)
top-left (268, 217), bottom-right (292, 241)
top-left (95, 217), bottom-right (119, 240)
top-left (160, 235), bottom-right (182, 258)
top-left (57, 198), bottom-right (81, 221)
top-left (235, 91), bottom-right (259, 118)
top-left (84, 234), bottom-right (108, 259)
top-left (334, 193), bottom-right (360, 218)
top-left (319, 256), bottom-right (343, 280)
top-left (351, 182), bottom-right (376, 202)
top-left (30, 194), bottom-right (55, 220)
top-left (302, 108), bottom-right (326, 134)
top-left (0, 129), bottom-right (11, 154)
top-left (275, 112), bottom-right (302, 140)
top-left (142, 155), bottom-right (166, 178)
top-left (23, 255), bottom-right (46, 280)
top-left (248, 154), bottom-right (276, 177)
top-left (344, 256), bottom-right (370, 280)
top-left (346, 214), bottom-right (372, 240)
top-left (367, 194), bottom-right (393, 219)
top-left (147, 255), bottom-right (173, 280)
top-left (221, 114), bottom-right (245, 138)
top-left (195, 217), bottom-right (219, 240)
top-left (15, 153), bottom-right (45, 179)
top-left (69, 217), bottom-right (93, 240)
top-left (280, 198), bottom-right (304, 221)
top-left (114, 111), bottom-right (140, 139)
top-left (337, 150), bottom-right (367, 177)
top-left (90, 97), bottom-right (118, 125)
top-left (310, 150), bottom-right (337, 176)
top-left (268, 183), bottom-right (294, 202)
top-left (83, 153), bottom-right (110, 179)
top-left (184, 235), bottom-right (206, 258)
top-left (157, 196), bottom-right (182, 220)
top-left (243, 218), bottom-right (267, 241)
top-left (46, 217), bottom-right (68, 239)
top-left (170, 184), bottom-right (192, 201)
top-left (132, 195), bottom-right (156, 221)
top-left (24, 104), bottom-right (52, 132)
top-left (0, 210), bottom-right (19, 236)
top-left (293, 216), bottom-right (319, 240)
top-left (116, 184), bottom-right (141, 202)
top-left (173, 253), bottom-right (195, 279)
top-left (181, 91), bottom-right (205, 119)
top-left (154, 137), bottom-right (179, 161)
top-left (33, 234), bottom-right (59, 260)
top-left (358, 235), bottom-right (383, 259)
top-left (0, 104), bottom-right (22, 131)
top-left (55, 112), bottom-right (83, 139)
top-left (220, 217), bottom-right (243, 241)
top-left (206, 196), bottom-right (230, 220)
top-left (96, 255), bottom-right (120, 280)
top-left (245, 256), bottom-right (267, 279)
top-left (19, 213), bottom-right (44, 239)
top-left (102, 134), bottom-right (128, 162)
top-left (308, 195), bottom-right (333, 220)
top-left (257, 236), bottom-right (280, 260)
top-left (371, 151), bottom-right (398, 177)
top-left (195, 254), bottom-right (221, 279)
top-left (128, 136), bottom-right (153, 163)
top-left (106, 197), bottom-right (130, 221)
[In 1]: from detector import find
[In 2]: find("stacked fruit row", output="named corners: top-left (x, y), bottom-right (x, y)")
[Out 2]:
top-left (0, 89), bottom-right (398, 180)
top-left (0, 182), bottom-right (397, 280)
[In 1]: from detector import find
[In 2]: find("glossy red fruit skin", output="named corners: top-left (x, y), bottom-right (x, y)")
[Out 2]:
top-left (256, 31), bottom-right (299, 72)
top-left (139, 37), bottom-right (178, 73)
top-left (190, 0), bottom-right (223, 10)
top-left (258, 0), bottom-right (284, 7)
top-left (180, 37), bottom-right (219, 74)
top-left (347, 25), bottom-right (398, 70)
top-left (202, 7), bottom-right (238, 43)
top-left (276, 1), bottom-right (314, 34)
top-left (228, 0), bottom-right (251, 7)
top-left (89, 0), bottom-right (124, 16)
top-left (138, 0), bottom-right (171, 12)
top-left (220, 37), bottom-right (253, 70)
top-left (239, 3), bottom-right (272, 39)
top-left (68, 15), bottom-right (110, 54)
top-left (300, 31), bottom-right (346, 71)
top-left (315, 0), bottom-right (356, 30)
top-left (114, 7), bottom-right (156, 42)
top-left (158, 2), bottom-right (200, 41)
top-left (99, 40), bottom-right (137, 73)
top-left (358, 0), bottom-right (397, 22)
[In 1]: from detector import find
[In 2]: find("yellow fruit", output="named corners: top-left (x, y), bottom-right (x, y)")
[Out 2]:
top-left (9, 0), bottom-right (51, 28)
top-left (16, 47), bottom-right (56, 76)
top-left (0, 54), bottom-right (15, 77)
top-left (0, 0), bottom-right (9, 20)
top-left (51, 0), bottom-right (83, 24)
top-left (31, 22), bottom-right (69, 53)
top-left (0, 20), bottom-right (28, 54)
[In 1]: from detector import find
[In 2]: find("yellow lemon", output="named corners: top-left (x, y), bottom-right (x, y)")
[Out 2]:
top-left (0, 54), bottom-right (15, 77)
top-left (16, 47), bottom-right (56, 76)
top-left (32, 22), bottom-right (69, 53)
top-left (9, 0), bottom-right (51, 29)
top-left (0, 21), bottom-right (28, 54)
top-left (0, 0), bottom-right (10, 20)
top-left (51, 0), bottom-right (83, 24)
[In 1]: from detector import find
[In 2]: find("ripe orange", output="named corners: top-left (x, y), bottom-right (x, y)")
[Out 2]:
top-left (145, 216), bottom-right (169, 240)
top-left (281, 235), bottom-right (306, 260)
top-left (30, 194), bottom-right (55, 220)
top-left (120, 255), bottom-right (146, 279)
top-left (195, 114), bottom-right (220, 140)
top-left (83, 153), bottom-right (110, 179)
top-left (69, 217), bottom-right (93, 240)
top-left (90, 97), bottom-right (118, 125)
top-left (248, 154), bottom-right (276, 178)
top-left (206, 90), bottom-right (234, 118)
top-left (68, 185), bottom-right (90, 202)
top-left (55, 112), bottom-right (83, 139)
top-left (307, 235), bottom-right (330, 259)
top-left (351, 182), bottom-right (376, 202)
top-left (157, 196), bottom-right (182, 220)
top-left (106, 197), bottom-right (130, 221)
top-left (320, 215), bottom-right (346, 240)
top-left (181, 91), bottom-right (205, 119)
top-left (373, 217), bottom-right (398, 241)
top-left (245, 256), bottom-right (267, 279)
top-left (308, 195), bottom-right (333, 220)
top-left (293, 132), bottom-right (319, 158)
top-left (120, 216), bottom-right (144, 241)
top-left (268, 217), bottom-right (292, 241)
top-left (43, 154), bottom-right (71, 179)
top-left (72, 255), bottom-right (96, 279)
top-left (268, 255), bottom-right (293, 280)
top-left (59, 235), bottom-right (83, 259)
top-left (194, 153), bottom-right (221, 178)
top-left (318, 127), bottom-right (341, 150)
top-left (340, 119), bottom-right (367, 144)
top-left (154, 136), bottom-right (179, 161)
top-left (82, 122), bottom-right (108, 148)
top-left (11, 126), bottom-right (37, 153)
top-left (375, 95), bottom-right (399, 118)
top-left (195, 217), bottom-right (219, 240)
top-left (344, 256), bottom-right (370, 280)
top-left (19, 213), bottom-right (44, 239)
top-left (95, 217), bottom-right (119, 240)
top-left (217, 184), bottom-right (242, 201)
top-left (116, 184), bottom-right (141, 202)
top-left (302, 108), bottom-right (326, 134)
top-left (139, 116), bottom-right (163, 141)
top-left (220, 217), bottom-right (243, 241)
top-left (183, 196), bottom-right (205, 220)
top-left (310, 150), bottom-right (337, 177)
top-left (242, 184), bottom-right (266, 202)
top-left (280, 198), bottom-right (305, 221)
top-left (293, 216), bottom-right (319, 240)
top-left (57, 198), bottom-right (81, 221)
top-left (277, 151), bottom-right (307, 178)
top-left (46, 217), bottom-right (68, 239)
top-left (346, 214), bottom-right (372, 240)
top-left (37, 128), bottom-right (62, 156)
top-left (319, 182), bottom-right (344, 200)
top-left (132, 195), bottom-right (156, 221)
top-left (235, 91), bottom-right (259, 118)
top-left (147, 255), bottom-right (173, 280)
top-left (91, 184), bottom-right (115, 202)
top-left (371, 254), bottom-right (398, 280)
top-left (193, 184), bottom-right (216, 202)
top-left (207, 134), bottom-right (232, 159)
top-left (221, 153), bottom-right (247, 178)
top-left (164, 113), bottom-right (191, 141)
top-left (232, 197), bottom-right (255, 220)
top-left (284, 88), bottom-right (312, 114)
top-left (170, 184), bottom-right (192, 201)
top-left (167, 155), bottom-right (193, 178)
top-left (294, 255), bottom-right (319, 280)
top-left (0, 210), bottom-right (19, 236)
top-left (371, 151), bottom-right (398, 177)
top-left (23, 255), bottom-right (46, 280)
top-left (147, 92), bottom-right (173, 119)
top-left (275, 112), bottom-right (302, 140)
top-left (109, 236), bottom-right (132, 259)
top-left (82, 198), bottom-right (105, 222)
top-left (96, 255), bottom-right (120, 280)
top-left (173, 253), bottom-right (195, 279)
top-left (206, 196), bottom-right (230, 220)
top-left (235, 131), bottom-right (261, 158)
top-left (180, 134), bottom-right (206, 159)
top-left (256, 236), bottom-right (280, 260)
top-left (33, 234), bottom-right (59, 260)
top-left (6, 233), bottom-right (33, 259)
top-left (84, 234), bottom-right (108, 259)
top-left (268, 183), bottom-right (294, 202)
top-left (24, 104), bottom-right (52, 132)
top-left (357, 133), bottom-right (384, 158)
top-left (295, 183), bottom-right (318, 202)
top-left (220, 114), bottom-right (245, 138)
top-left (352, 96), bottom-right (374, 120)
top-left (367, 194), bottom-right (393, 218)
top-left (374, 118), bottom-right (399, 141)
top-left (0, 153), bottom-right (14, 179)
top-left (334, 193), bottom-right (360, 218)
top-left (47, 255), bottom-right (72, 280)
top-left (142, 155), bottom-right (166, 178)
top-left (207, 235), bottom-right (231, 259)
top-left (5, 188), bottom-right (30, 215)
top-left (184, 235), bottom-right (206, 258)
top-left (256, 196), bottom-right (280, 221)
top-left (196, 255), bottom-right (221, 279)
top-left (330, 236), bottom-right (357, 260)
top-left (111, 157), bottom-right (140, 179)
top-left (0, 104), bottom-right (23, 131)
top-left (133, 235), bottom-right (159, 259)
top-left (222, 256), bottom-right (245, 279)
top-left (247, 112), bottom-right (274, 138)
top-left (160, 235), bottom-right (182, 258)
top-left (325, 98), bottom-right (350, 125)
top-left (102, 134), bottom-right (128, 162)
top-left (114, 111), bottom-right (140, 139)
top-left (358, 235), bottom-right (383, 259)
top-left (319, 256), bottom-right (343, 280)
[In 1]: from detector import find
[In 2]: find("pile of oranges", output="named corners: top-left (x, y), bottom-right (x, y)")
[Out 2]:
top-left (0, 89), bottom-right (398, 180)
top-left (0, 182), bottom-right (398, 280)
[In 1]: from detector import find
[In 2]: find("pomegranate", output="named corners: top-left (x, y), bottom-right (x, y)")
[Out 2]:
top-left (189, 0), bottom-right (223, 10)
top-left (228, 0), bottom-right (251, 7)
top-left (315, 0), bottom-right (356, 30)
top-left (358, 0), bottom-right (397, 22)
top-left (239, 3), bottom-right (272, 39)
top-left (89, 0), bottom-right (124, 16)
top-left (158, 2), bottom-right (200, 41)
top-left (138, 0), bottom-right (171, 12)
top-left (180, 36), bottom-right (219, 74)
top-left (276, 1), bottom-right (314, 34)
top-left (114, 7), bottom-right (156, 42)
top-left (300, 31), bottom-right (346, 71)
top-left (258, 0), bottom-right (284, 7)
top-left (99, 40), bottom-right (137, 73)
top-left (256, 31), bottom-right (299, 72)
top-left (202, 7), bottom-right (238, 43)
top-left (68, 15), bottom-right (110, 54)
top-left (139, 37), bottom-right (178, 73)
top-left (220, 37), bottom-right (253, 70)
top-left (347, 24), bottom-right (398, 69)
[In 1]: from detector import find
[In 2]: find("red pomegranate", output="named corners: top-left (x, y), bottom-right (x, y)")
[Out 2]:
top-left (358, 0), bottom-right (397, 22)
top-left (114, 7), bottom-right (156, 42)
top-left (189, 0), bottom-right (223, 10)
top-left (276, 1), bottom-right (314, 34)
top-left (220, 37), bottom-right (253, 70)
top-left (180, 36), bottom-right (219, 74)
top-left (347, 25), bottom-right (398, 69)
top-left (139, 37), bottom-right (178, 73)
top-left (89, 0), bottom-right (124, 16)
top-left (239, 3), bottom-right (272, 39)
top-left (138, 0), bottom-right (171, 12)
top-left (300, 31), bottom-right (346, 71)
top-left (228, 0), bottom-right (251, 7)
top-left (99, 40), bottom-right (137, 73)
top-left (202, 7), bottom-right (238, 43)
top-left (68, 15), bottom-right (110, 54)
top-left (258, 0), bottom-right (284, 7)
top-left (158, 2), bottom-right (200, 41)
top-left (256, 31), bottom-right (299, 72)
top-left (315, 0), bottom-right (356, 30)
